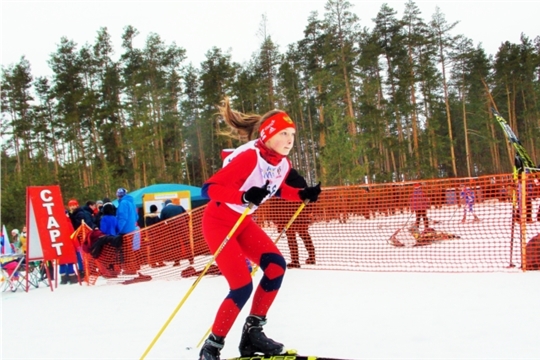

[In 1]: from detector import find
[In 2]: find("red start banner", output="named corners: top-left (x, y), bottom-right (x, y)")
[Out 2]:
top-left (26, 186), bottom-right (78, 263)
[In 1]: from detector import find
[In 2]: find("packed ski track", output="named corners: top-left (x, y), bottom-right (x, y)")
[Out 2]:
top-left (2, 201), bottom-right (540, 359)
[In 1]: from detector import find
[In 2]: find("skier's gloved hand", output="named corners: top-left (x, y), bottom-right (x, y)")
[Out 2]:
top-left (243, 181), bottom-right (270, 206)
top-left (299, 182), bottom-right (322, 203)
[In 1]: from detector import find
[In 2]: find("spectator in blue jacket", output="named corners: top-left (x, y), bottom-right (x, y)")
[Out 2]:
top-left (115, 188), bottom-right (137, 235)
top-left (115, 188), bottom-right (143, 276)
top-left (100, 202), bottom-right (118, 235)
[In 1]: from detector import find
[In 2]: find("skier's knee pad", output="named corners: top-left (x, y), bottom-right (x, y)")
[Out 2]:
top-left (259, 252), bottom-right (286, 292)
top-left (226, 282), bottom-right (253, 309)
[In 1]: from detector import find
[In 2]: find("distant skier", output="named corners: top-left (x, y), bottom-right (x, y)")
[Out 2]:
top-left (460, 183), bottom-right (480, 223)
top-left (410, 183), bottom-right (430, 231)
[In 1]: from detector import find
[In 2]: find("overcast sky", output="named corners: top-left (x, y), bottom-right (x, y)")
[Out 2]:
top-left (2, 0), bottom-right (539, 79)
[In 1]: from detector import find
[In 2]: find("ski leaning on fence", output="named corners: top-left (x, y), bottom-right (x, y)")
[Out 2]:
top-left (491, 108), bottom-right (537, 268)
top-left (492, 109), bottom-right (535, 169)
top-left (225, 351), bottom-right (351, 360)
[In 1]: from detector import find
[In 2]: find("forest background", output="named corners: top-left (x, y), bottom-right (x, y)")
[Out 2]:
top-left (1, 0), bottom-right (540, 231)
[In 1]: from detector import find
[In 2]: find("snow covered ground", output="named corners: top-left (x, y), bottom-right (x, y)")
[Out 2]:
top-left (2, 268), bottom-right (539, 359)
top-left (3, 198), bottom-right (540, 359)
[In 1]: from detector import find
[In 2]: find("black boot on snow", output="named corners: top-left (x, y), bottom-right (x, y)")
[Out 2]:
top-left (286, 261), bottom-right (301, 269)
top-left (199, 333), bottom-right (224, 360)
top-left (68, 273), bottom-right (78, 284)
top-left (239, 315), bottom-right (284, 356)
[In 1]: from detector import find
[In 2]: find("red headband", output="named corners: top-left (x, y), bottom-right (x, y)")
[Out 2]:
top-left (259, 112), bottom-right (295, 143)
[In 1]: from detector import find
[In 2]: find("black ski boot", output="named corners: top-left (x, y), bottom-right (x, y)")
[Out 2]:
top-left (199, 333), bottom-right (224, 360)
top-left (239, 315), bottom-right (284, 356)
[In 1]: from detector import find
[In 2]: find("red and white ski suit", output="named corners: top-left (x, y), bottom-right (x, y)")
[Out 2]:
top-left (201, 139), bottom-right (302, 337)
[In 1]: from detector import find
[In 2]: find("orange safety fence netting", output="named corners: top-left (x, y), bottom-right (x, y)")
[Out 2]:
top-left (76, 173), bottom-right (540, 285)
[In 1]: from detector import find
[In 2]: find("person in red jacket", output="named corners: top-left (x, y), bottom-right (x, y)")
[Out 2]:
top-left (199, 97), bottom-right (321, 360)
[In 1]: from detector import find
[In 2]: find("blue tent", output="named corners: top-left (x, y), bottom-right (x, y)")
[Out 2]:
top-left (112, 184), bottom-right (208, 209)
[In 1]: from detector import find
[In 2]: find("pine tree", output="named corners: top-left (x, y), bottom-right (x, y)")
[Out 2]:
top-left (198, 47), bottom-right (236, 181)
top-left (373, 3), bottom-right (408, 177)
top-left (430, 7), bottom-right (460, 177)
top-left (1, 57), bottom-right (34, 176)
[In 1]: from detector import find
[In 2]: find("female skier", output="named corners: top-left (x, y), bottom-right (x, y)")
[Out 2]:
top-left (199, 98), bottom-right (321, 360)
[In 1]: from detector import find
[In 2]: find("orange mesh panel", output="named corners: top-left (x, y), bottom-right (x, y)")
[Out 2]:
top-left (260, 174), bottom-right (528, 272)
top-left (81, 174), bottom-right (537, 285)
top-left (81, 208), bottom-right (212, 285)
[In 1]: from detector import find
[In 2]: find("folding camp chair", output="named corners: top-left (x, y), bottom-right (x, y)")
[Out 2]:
top-left (22, 261), bottom-right (49, 288)
top-left (32, 261), bottom-right (54, 287)
top-left (1, 254), bottom-right (26, 292)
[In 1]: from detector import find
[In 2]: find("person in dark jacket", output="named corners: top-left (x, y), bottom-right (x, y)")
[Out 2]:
top-left (94, 200), bottom-right (104, 228)
top-left (272, 169), bottom-right (316, 269)
top-left (159, 199), bottom-right (186, 220)
top-left (410, 183), bottom-right (430, 231)
top-left (82, 201), bottom-right (98, 229)
top-left (145, 204), bottom-right (164, 268)
top-left (145, 205), bottom-right (161, 227)
top-left (65, 199), bottom-right (95, 284)
top-left (159, 199), bottom-right (189, 266)
top-left (69, 200), bottom-right (96, 230)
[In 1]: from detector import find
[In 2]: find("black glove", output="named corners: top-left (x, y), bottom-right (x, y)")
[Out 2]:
top-left (242, 181), bottom-right (270, 206)
top-left (299, 182), bottom-right (322, 203)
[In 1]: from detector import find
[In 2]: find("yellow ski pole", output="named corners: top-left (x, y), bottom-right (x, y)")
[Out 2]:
top-left (140, 203), bottom-right (254, 360)
top-left (250, 199), bottom-right (309, 274)
top-left (195, 199), bottom-right (310, 348)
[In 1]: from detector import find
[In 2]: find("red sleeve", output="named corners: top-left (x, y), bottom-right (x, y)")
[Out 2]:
top-left (279, 182), bottom-right (302, 201)
top-left (277, 163), bottom-right (302, 201)
top-left (203, 150), bottom-right (258, 204)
